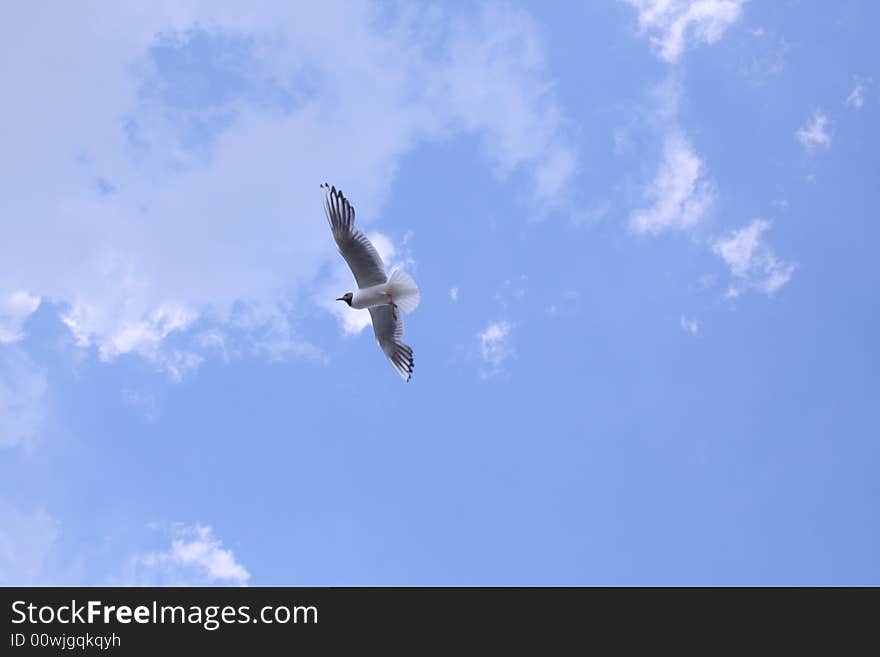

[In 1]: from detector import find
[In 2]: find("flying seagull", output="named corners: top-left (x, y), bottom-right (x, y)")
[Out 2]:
top-left (321, 183), bottom-right (421, 381)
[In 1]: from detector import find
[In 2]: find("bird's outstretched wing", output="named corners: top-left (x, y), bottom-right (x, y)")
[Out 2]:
top-left (369, 305), bottom-right (415, 382)
top-left (321, 183), bottom-right (387, 288)
top-left (322, 183), bottom-right (414, 381)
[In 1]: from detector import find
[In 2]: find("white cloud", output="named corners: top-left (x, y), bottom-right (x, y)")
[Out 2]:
top-left (0, 347), bottom-right (47, 449)
top-left (128, 525), bottom-right (250, 586)
top-left (630, 133), bottom-right (716, 234)
top-left (0, 291), bottom-right (41, 344)
top-left (712, 219), bottom-right (795, 297)
top-left (680, 316), bottom-right (700, 335)
top-left (0, 501), bottom-right (59, 585)
top-left (478, 321), bottom-right (513, 379)
top-left (796, 111), bottom-right (832, 151)
top-left (450, 287), bottom-right (459, 302)
top-left (625, 0), bottom-right (744, 62)
top-left (714, 220), bottom-right (763, 277)
top-left (62, 302), bottom-right (203, 381)
top-left (624, 45), bottom-right (794, 301)
top-left (437, 6), bottom-right (578, 207)
top-left (1, 3), bottom-right (575, 375)
top-left (0, 509), bottom-right (250, 586)
top-left (846, 78), bottom-right (869, 109)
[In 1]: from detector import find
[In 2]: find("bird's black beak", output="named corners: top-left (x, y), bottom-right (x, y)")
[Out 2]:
top-left (336, 297), bottom-right (345, 302)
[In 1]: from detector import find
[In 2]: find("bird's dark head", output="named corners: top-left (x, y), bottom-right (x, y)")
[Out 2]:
top-left (336, 292), bottom-right (353, 306)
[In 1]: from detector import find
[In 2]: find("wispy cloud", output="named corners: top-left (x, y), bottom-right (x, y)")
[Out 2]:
top-left (630, 132), bottom-right (716, 234)
top-left (0, 291), bottom-right (40, 344)
top-left (796, 111), bottom-right (832, 151)
top-left (62, 302), bottom-right (202, 381)
top-left (449, 287), bottom-right (459, 302)
top-left (624, 0), bottom-right (744, 62)
top-left (846, 77), bottom-right (869, 109)
top-left (127, 525), bottom-right (250, 586)
top-left (2, 3), bottom-right (575, 375)
top-left (627, 60), bottom-right (792, 307)
top-left (680, 316), bottom-right (700, 335)
top-left (712, 220), bottom-right (795, 297)
top-left (0, 509), bottom-right (250, 586)
top-left (478, 321), bottom-right (514, 379)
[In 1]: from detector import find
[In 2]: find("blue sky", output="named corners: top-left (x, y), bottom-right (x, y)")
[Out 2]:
top-left (1, 1), bottom-right (877, 585)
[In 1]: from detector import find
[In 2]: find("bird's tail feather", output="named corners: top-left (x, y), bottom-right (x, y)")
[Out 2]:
top-left (388, 269), bottom-right (420, 314)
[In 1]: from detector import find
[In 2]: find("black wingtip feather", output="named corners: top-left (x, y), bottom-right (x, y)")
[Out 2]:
top-left (392, 344), bottom-right (415, 382)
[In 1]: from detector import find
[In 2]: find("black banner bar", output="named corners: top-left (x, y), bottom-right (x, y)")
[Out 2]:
top-left (2, 587), bottom-right (875, 653)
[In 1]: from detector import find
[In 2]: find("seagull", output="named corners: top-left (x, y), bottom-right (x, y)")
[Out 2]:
top-left (321, 183), bottom-right (421, 381)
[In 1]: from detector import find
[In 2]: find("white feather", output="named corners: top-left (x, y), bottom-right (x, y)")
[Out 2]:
top-left (387, 269), bottom-right (420, 314)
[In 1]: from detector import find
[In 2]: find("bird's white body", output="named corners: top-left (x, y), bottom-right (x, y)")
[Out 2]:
top-left (352, 269), bottom-right (421, 314)
top-left (351, 282), bottom-right (392, 309)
